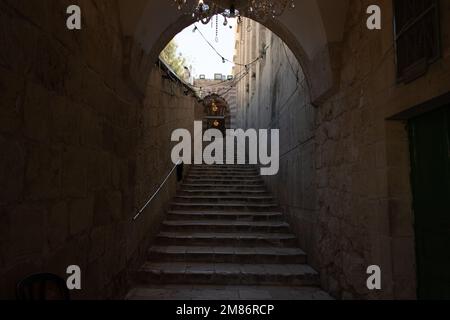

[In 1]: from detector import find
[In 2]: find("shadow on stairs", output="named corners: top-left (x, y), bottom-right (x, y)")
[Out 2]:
top-left (126, 164), bottom-right (332, 300)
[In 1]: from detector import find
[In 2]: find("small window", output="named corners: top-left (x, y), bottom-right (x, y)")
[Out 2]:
top-left (394, 0), bottom-right (440, 83)
top-left (214, 73), bottom-right (223, 80)
top-left (199, 74), bottom-right (206, 80)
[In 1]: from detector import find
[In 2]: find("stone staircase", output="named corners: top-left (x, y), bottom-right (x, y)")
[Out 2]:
top-left (127, 164), bottom-right (331, 300)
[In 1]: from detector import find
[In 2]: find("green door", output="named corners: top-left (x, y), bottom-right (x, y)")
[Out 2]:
top-left (409, 105), bottom-right (450, 299)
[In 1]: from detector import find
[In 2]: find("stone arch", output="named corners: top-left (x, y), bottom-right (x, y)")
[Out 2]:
top-left (118, 0), bottom-right (349, 104)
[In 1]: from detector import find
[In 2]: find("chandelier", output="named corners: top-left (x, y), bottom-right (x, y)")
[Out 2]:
top-left (247, 0), bottom-right (295, 19)
top-left (173, 0), bottom-right (295, 22)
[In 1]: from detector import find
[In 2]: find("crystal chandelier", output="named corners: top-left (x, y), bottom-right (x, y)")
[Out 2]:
top-left (173, 0), bottom-right (229, 24)
top-left (173, 0), bottom-right (295, 22)
top-left (246, 0), bottom-right (295, 19)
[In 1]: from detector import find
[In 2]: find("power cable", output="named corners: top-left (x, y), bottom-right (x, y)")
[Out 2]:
top-left (193, 24), bottom-right (270, 68)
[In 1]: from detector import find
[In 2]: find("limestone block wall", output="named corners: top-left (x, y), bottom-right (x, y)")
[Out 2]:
top-left (234, 20), bottom-right (318, 294)
top-left (0, 0), bottom-right (198, 299)
top-left (235, 1), bottom-right (450, 300)
top-left (313, 0), bottom-right (450, 299)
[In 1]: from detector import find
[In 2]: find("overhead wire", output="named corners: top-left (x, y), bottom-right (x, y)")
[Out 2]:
top-left (181, 22), bottom-right (285, 101)
top-left (193, 24), bottom-right (264, 67)
top-left (188, 35), bottom-right (271, 95)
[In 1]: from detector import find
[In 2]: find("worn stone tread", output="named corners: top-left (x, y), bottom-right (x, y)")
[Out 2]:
top-left (167, 210), bottom-right (282, 217)
top-left (129, 163), bottom-right (325, 299)
top-left (187, 175), bottom-right (262, 179)
top-left (150, 245), bottom-right (306, 256)
top-left (175, 195), bottom-right (274, 200)
top-left (158, 231), bottom-right (296, 240)
top-left (163, 220), bottom-right (289, 227)
top-left (171, 202), bottom-right (278, 207)
top-left (180, 189), bottom-right (269, 194)
top-left (182, 184), bottom-right (266, 189)
top-left (126, 285), bottom-right (333, 300)
top-left (137, 262), bottom-right (319, 285)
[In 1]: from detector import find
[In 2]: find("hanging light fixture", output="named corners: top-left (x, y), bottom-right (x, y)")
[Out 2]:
top-left (247, 0), bottom-right (295, 19)
top-left (174, 0), bottom-right (219, 24)
top-left (173, 0), bottom-right (295, 22)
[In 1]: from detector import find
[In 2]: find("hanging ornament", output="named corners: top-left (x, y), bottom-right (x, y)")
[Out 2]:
top-left (173, 1), bottom-right (296, 23)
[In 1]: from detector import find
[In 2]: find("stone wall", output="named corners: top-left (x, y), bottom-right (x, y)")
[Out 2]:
top-left (313, 0), bottom-right (450, 299)
top-left (0, 0), bottom-right (198, 299)
top-left (235, 0), bottom-right (450, 300)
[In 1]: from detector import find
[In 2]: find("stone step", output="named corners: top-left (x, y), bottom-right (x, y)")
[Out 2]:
top-left (166, 210), bottom-right (283, 221)
top-left (162, 220), bottom-right (290, 233)
top-left (148, 246), bottom-right (307, 264)
top-left (187, 173), bottom-right (260, 177)
top-left (156, 232), bottom-right (298, 247)
top-left (135, 262), bottom-right (320, 286)
top-left (187, 175), bottom-right (262, 180)
top-left (191, 165), bottom-right (258, 170)
top-left (171, 202), bottom-right (279, 211)
top-left (184, 179), bottom-right (263, 185)
top-left (128, 162), bottom-right (324, 300)
top-left (188, 171), bottom-right (259, 176)
top-left (175, 195), bottom-right (275, 204)
top-left (176, 195), bottom-right (274, 200)
top-left (126, 285), bottom-right (333, 300)
top-left (182, 184), bottom-right (266, 191)
top-left (179, 190), bottom-right (270, 196)
top-left (188, 170), bottom-right (259, 175)
top-left (189, 167), bottom-right (258, 171)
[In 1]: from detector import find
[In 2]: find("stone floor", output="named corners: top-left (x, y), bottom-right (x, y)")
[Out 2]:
top-left (126, 285), bottom-right (333, 300)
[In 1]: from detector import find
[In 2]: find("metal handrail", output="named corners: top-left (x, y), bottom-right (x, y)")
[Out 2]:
top-left (132, 159), bottom-right (182, 221)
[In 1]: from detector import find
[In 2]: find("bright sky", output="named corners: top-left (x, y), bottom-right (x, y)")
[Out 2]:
top-left (174, 15), bottom-right (237, 79)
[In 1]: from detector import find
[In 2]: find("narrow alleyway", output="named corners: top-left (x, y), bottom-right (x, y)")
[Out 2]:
top-left (1, 0), bottom-right (449, 301)
top-left (126, 163), bottom-right (332, 300)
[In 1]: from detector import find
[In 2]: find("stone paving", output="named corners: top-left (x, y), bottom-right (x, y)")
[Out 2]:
top-left (127, 285), bottom-right (333, 300)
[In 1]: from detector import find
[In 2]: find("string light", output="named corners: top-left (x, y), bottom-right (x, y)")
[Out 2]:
top-left (215, 15), bottom-right (219, 42)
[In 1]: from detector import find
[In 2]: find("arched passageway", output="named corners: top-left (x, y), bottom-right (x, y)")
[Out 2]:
top-left (124, 15), bottom-right (334, 300)
top-left (118, 0), bottom-right (349, 104)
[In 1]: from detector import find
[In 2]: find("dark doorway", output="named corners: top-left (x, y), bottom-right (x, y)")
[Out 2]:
top-left (409, 104), bottom-right (450, 299)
